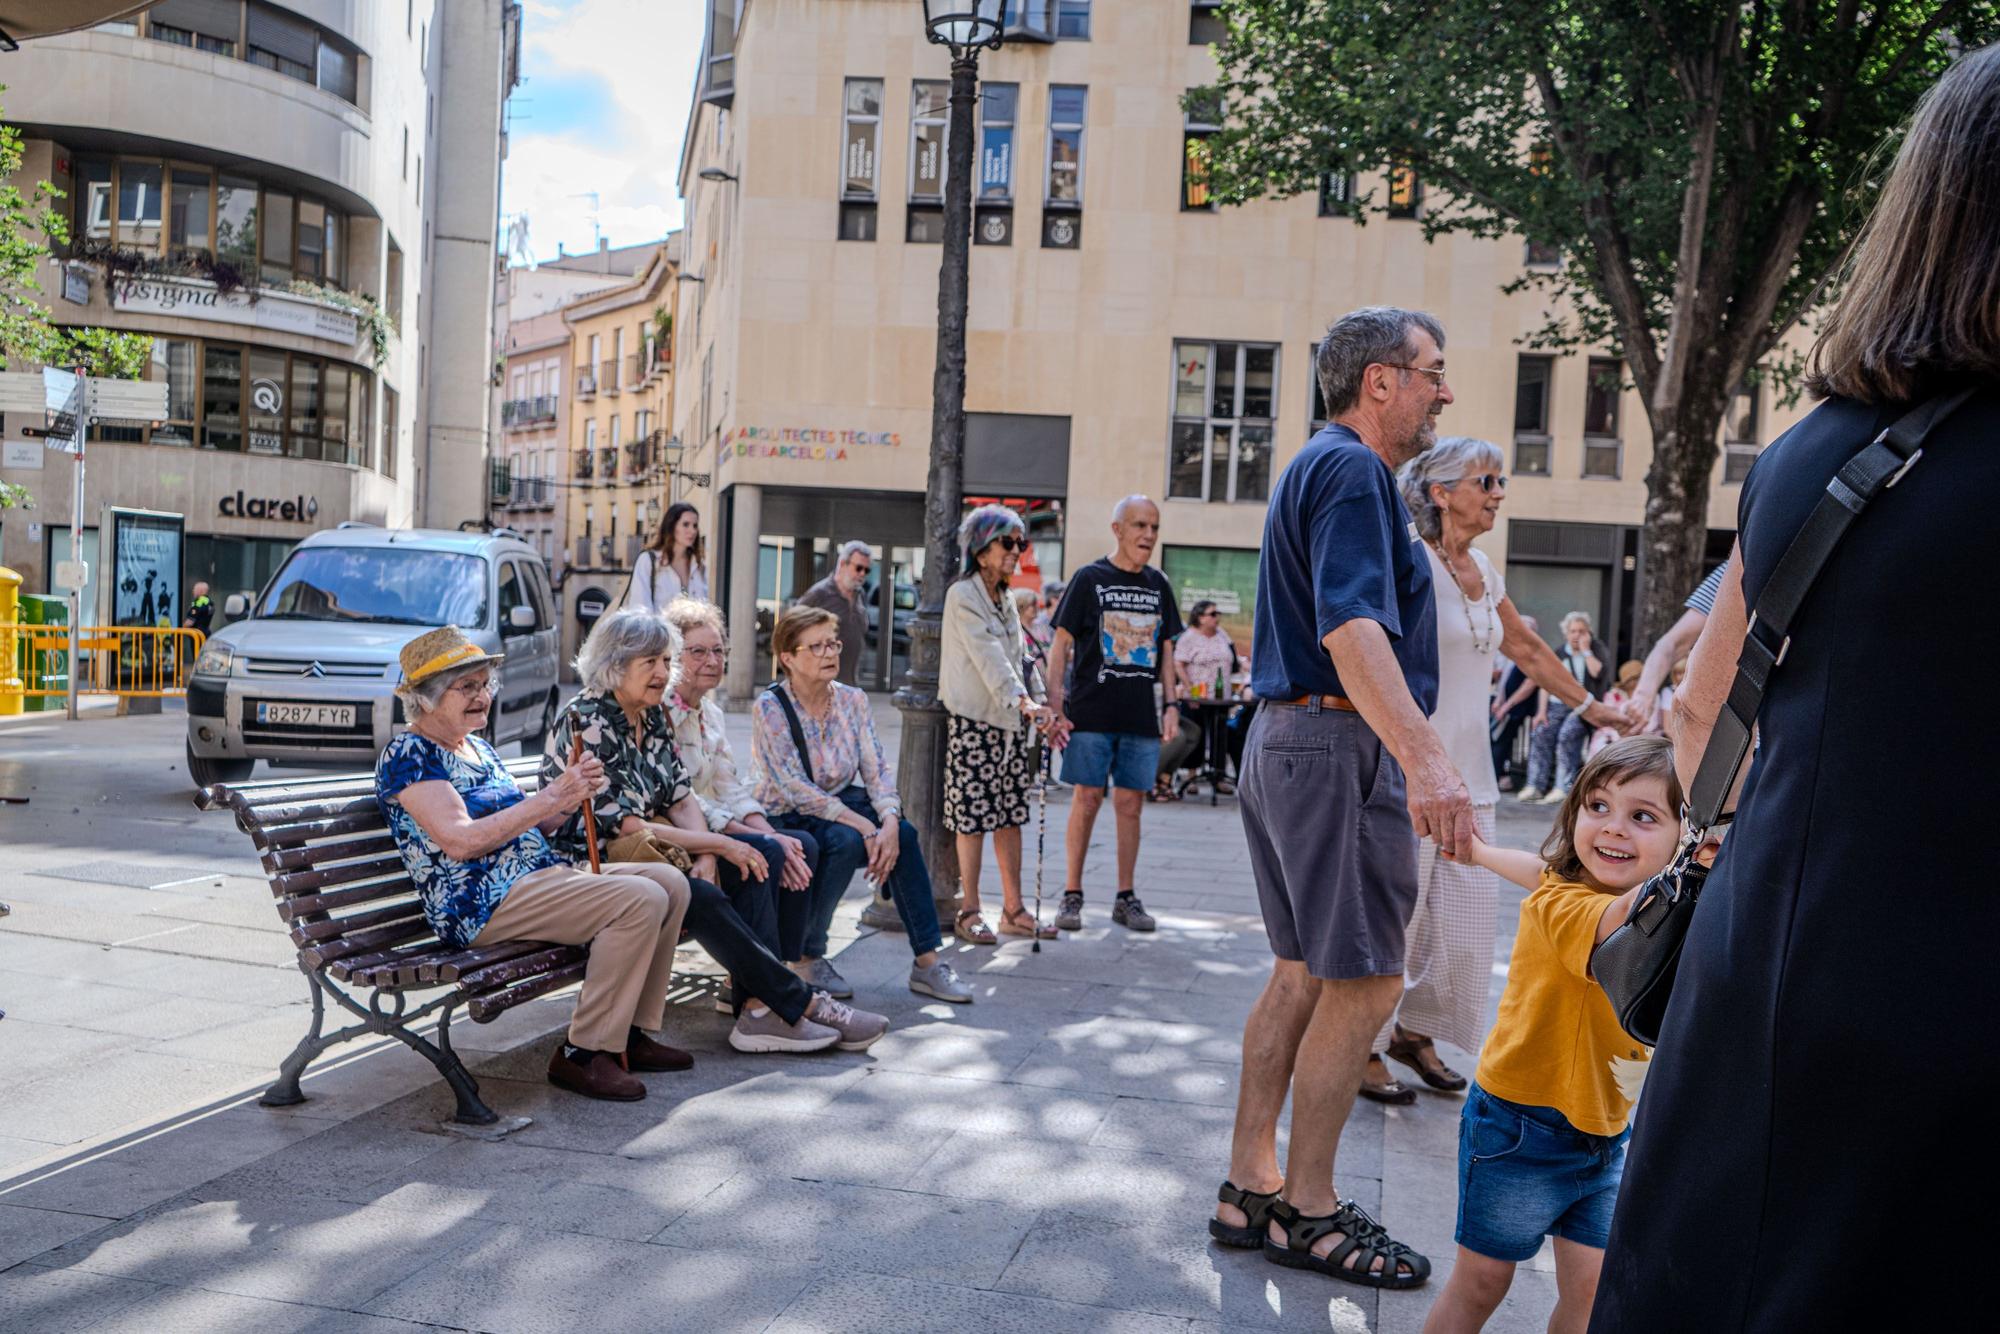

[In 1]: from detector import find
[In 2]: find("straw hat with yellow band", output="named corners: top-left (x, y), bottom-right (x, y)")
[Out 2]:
top-left (399, 626), bottom-right (505, 688)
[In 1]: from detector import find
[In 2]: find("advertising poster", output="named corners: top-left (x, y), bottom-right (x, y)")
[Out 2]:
top-left (1161, 545), bottom-right (1260, 655)
top-left (103, 508), bottom-right (186, 629)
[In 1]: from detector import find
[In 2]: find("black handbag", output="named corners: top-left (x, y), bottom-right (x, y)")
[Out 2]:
top-left (1591, 388), bottom-right (1974, 1045)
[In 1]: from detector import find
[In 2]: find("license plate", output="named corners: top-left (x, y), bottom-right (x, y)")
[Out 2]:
top-left (257, 702), bottom-right (356, 728)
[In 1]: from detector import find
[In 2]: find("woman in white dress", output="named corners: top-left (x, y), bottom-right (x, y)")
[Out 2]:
top-left (1359, 438), bottom-right (1629, 1103)
top-left (626, 501), bottom-right (710, 611)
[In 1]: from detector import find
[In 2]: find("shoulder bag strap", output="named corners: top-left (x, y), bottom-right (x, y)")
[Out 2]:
top-left (1686, 388), bottom-right (1976, 828)
top-left (764, 682), bottom-right (819, 788)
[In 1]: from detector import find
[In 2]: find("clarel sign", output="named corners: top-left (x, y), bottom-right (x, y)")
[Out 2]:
top-left (220, 492), bottom-right (321, 522)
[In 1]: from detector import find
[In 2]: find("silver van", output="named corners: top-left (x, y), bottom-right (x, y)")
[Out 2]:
top-left (185, 525), bottom-right (560, 790)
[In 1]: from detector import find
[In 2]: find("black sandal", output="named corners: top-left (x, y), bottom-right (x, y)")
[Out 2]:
top-left (1263, 1198), bottom-right (1431, 1290)
top-left (1386, 1027), bottom-right (1468, 1093)
top-left (1209, 1180), bottom-right (1283, 1249)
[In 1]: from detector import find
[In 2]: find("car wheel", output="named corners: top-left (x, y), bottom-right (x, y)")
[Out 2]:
top-left (186, 740), bottom-right (254, 794)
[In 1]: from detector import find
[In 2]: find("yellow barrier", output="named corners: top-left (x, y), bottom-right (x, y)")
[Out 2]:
top-left (0, 624), bottom-right (206, 700)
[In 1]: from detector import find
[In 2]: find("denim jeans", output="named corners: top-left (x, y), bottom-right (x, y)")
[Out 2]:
top-left (1554, 710), bottom-right (1593, 790)
top-left (772, 786), bottom-right (942, 959)
top-left (716, 830), bottom-right (819, 966)
top-left (1525, 698), bottom-right (1572, 790)
top-left (681, 877), bottom-right (814, 1023)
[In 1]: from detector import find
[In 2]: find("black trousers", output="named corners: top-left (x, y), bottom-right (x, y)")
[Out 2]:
top-left (682, 877), bottom-right (814, 1023)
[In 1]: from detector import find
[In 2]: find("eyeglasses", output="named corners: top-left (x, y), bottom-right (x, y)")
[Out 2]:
top-left (448, 675), bottom-right (497, 699)
top-left (993, 535), bottom-right (1023, 552)
top-left (1385, 363), bottom-right (1449, 387)
top-left (1450, 472), bottom-right (1507, 493)
top-left (682, 645), bottom-right (728, 663)
top-left (799, 639), bottom-right (844, 658)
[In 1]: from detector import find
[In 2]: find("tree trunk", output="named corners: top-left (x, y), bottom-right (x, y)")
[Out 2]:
top-left (1635, 389), bottom-right (1731, 648)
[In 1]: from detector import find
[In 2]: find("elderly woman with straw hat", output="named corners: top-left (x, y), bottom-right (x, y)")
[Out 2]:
top-left (938, 503), bottom-right (1057, 944)
top-left (375, 626), bottom-right (692, 1104)
top-left (542, 608), bottom-right (889, 1055)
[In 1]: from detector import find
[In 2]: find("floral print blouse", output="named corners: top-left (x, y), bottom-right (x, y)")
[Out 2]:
top-left (1175, 627), bottom-right (1237, 692)
top-left (539, 689), bottom-right (692, 862)
top-left (375, 731), bottom-right (565, 949)
top-left (750, 680), bottom-right (899, 821)
top-left (669, 690), bottom-right (765, 832)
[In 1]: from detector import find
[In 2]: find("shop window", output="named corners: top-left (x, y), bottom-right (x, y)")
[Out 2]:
top-left (153, 338), bottom-right (199, 447)
top-left (1387, 163), bottom-right (1422, 218)
top-left (1723, 378), bottom-right (1762, 484)
top-left (1190, 1), bottom-right (1227, 44)
top-left (323, 365), bottom-right (352, 464)
top-left (1514, 355), bottom-right (1554, 476)
top-left (1045, 84), bottom-right (1086, 247)
top-left (202, 345), bottom-right (243, 452)
top-left (1183, 90), bottom-right (1221, 211)
top-left (1169, 340), bottom-right (1279, 503)
top-left (1582, 356), bottom-right (1623, 479)
top-left (840, 77), bottom-right (882, 241)
top-left (168, 164), bottom-right (212, 260)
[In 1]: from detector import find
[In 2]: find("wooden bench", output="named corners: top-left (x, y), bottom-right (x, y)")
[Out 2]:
top-left (199, 759), bottom-right (707, 1126)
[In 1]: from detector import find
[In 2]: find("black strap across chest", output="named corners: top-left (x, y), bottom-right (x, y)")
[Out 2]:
top-left (765, 682), bottom-right (819, 788)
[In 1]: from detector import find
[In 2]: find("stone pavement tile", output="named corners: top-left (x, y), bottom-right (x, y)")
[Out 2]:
top-left (0, 901), bottom-right (187, 947)
top-left (766, 1271), bottom-right (1193, 1334)
top-left (0, 878), bottom-right (184, 918)
top-left (33, 1191), bottom-right (500, 1309)
top-left (364, 1228), bottom-right (816, 1334)
top-left (753, 1112), bottom-right (957, 1191)
top-left (1005, 1035), bottom-right (1238, 1107)
top-left (1, 1106), bottom-right (332, 1219)
top-left (98, 951), bottom-right (305, 1005)
top-left (0, 975), bottom-right (267, 1042)
top-left (0, 1264), bottom-right (163, 1334)
top-left (975, 940), bottom-right (1203, 992)
top-left (1090, 1094), bottom-right (1304, 1169)
top-left (916, 1130), bottom-right (1224, 1226)
top-left (1380, 1092), bottom-right (1467, 1162)
top-left (1068, 982), bottom-right (1258, 1030)
top-left (652, 1173), bottom-right (1040, 1289)
top-left (858, 1010), bottom-right (1055, 1082)
top-left (24, 859), bottom-right (242, 890)
top-left (1375, 1265), bottom-right (1559, 1334)
top-left (140, 1005), bottom-right (328, 1070)
top-left (71, 1283), bottom-right (451, 1334)
top-left (3, 1052), bottom-right (261, 1147)
top-left (995, 1207), bottom-right (1377, 1331)
top-left (118, 922), bottom-right (296, 969)
top-left (141, 893), bottom-right (296, 934)
top-left (0, 935), bottom-right (129, 982)
top-left (0, 1202), bottom-right (116, 1269)
top-left (187, 1114), bottom-right (452, 1207)
top-left (822, 1067), bottom-right (1116, 1143)
top-left (0, 1135), bottom-right (61, 1172)
top-left (0, 1017), bottom-right (128, 1084)
top-left (1376, 1148), bottom-right (1470, 1274)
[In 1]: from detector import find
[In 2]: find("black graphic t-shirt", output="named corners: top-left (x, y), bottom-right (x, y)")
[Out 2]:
top-left (1053, 557), bottom-right (1185, 736)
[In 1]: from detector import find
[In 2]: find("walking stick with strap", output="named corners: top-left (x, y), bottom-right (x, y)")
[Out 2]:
top-left (568, 735), bottom-right (602, 874)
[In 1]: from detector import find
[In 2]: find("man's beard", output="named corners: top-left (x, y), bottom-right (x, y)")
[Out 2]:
top-left (1395, 412), bottom-right (1441, 465)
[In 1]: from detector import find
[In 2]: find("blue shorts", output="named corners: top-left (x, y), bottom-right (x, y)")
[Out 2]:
top-left (1060, 730), bottom-right (1161, 791)
top-left (1456, 1083), bottom-right (1629, 1262)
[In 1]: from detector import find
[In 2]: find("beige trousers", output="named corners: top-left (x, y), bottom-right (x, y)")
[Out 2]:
top-left (474, 862), bottom-right (691, 1053)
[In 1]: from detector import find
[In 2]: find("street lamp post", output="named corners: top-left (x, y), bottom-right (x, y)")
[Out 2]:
top-left (895, 1), bottom-right (1006, 905)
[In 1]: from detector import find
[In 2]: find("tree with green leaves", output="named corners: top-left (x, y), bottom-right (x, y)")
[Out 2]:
top-left (1195, 1), bottom-right (1998, 640)
top-left (0, 96), bottom-right (151, 379)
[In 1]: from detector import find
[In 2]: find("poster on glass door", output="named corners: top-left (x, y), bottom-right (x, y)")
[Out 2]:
top-left (100, 507), bottom-right (186, 629)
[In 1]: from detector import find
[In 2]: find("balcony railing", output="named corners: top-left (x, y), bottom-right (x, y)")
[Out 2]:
top-left (576, 370), bottom-right (598, 397)
top-left (600, 359), bottom-right (620, 394)
top-left (487, 461), bottom-right (512, 507)
top-left (599, 447), bottom-right (618, 480)
top-left (572, 449), bottom-right (594, 481)
top-left (504, 477), bottom-right (554, 509)
top-left (623, 353), bottom-right (643, 389)
top-left (501, 396), bottom-right (559, 429)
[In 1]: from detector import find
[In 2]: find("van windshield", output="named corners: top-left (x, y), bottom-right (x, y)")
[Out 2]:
top-left (255, 548), bottom-right (488, 627)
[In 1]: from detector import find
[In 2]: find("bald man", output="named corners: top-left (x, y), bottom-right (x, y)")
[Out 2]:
top-left (1043, 495), bottom-right (1184, 934)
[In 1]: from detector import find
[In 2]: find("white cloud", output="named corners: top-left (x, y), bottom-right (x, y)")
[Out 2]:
top-left (501, 0), bottom-right (705, 264)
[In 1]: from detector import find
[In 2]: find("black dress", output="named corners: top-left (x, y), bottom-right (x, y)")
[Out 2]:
top-left (1590, 389), bottom-right (2000, 1330)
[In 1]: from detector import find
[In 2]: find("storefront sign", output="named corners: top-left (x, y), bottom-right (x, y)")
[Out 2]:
top-left (726, 426), bottom-right (902, 463)
top-left (220, 492), bottom-right (321, 522)
top-left (62, 268), bottom-right (90, 305)
top-left (113, 276), bottom-right (359, 345)
top-left (3, 439), bottom-right (43, 469)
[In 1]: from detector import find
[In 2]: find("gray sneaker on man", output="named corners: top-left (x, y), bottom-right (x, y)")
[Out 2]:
top-left (1112, 894), bottom-right (1157, 932)
top-left (1055, 891), bottom-right (1085, 932)
top-left (729, 1006), bottom-right (841, 1054)
top-left (790, 956), bottom-right (853, 999)
top-left (806, 992), bottom-right (891, 1051)
top-left (909, 958), bottom-right (974, 1004)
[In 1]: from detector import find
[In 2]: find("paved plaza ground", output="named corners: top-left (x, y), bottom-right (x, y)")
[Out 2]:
top-left (1, 702), bottom-right (1561, 1332)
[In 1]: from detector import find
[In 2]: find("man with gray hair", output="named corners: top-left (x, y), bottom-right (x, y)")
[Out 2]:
top-left (1211, 306), bottom-right (1471, 1290)
top-left (798, 540), bottom-right (873, 686)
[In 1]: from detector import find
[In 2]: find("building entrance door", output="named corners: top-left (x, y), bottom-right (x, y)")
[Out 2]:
top-left (749, 489), bottom-right (926, 691)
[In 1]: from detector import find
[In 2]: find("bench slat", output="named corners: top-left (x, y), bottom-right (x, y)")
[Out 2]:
top-left (421, 939), bottom-right (554, 984)
top-left (467, 961), bottom-right (587, 1023)
top-left (329, 939), bottom-right (447, 985)
top-left (271, 855), bottom-right (412, 900)
top-left (278, 875), bottom-right (417, 921)
top-left (263, 833), bottom-right (400, 874)
top-left (456, 944), bottom-right (586, 993)
top-left (289, 898), bottom-right (426, 945)
top-left (302, 918), bottom-right (434, 970)
top-left (254, 810), bottom-right (397, 850)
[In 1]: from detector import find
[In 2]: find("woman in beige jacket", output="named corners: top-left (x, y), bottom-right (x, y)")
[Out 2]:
top-left (939, 505), bottom-right (1055, 944)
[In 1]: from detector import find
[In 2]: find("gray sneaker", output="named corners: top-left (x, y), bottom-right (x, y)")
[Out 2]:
top-left (729, 1007), bottom-right (840, 1054)
top-left (806, 992), bottom-right (891, 1051)
top-left (790, 956), bottom-right (853, 999)
top-left (858, 895), bottom-right (905, 932)
top-left (1112, 895), bottom-right (1157, 933)
top-left (1054, 891), bottom-right (1085, 932)
top-left (909, 958), bottom-right (974, 1004)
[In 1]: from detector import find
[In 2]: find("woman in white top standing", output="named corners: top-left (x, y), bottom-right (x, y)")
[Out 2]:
top-left (1359, 438), bottom-right (1630, 1104)
top-left (626, 501), bottom-right (710, 611)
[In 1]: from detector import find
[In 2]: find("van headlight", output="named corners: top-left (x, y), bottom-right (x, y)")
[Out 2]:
top-left (194, 642), bottom-right (235, 677)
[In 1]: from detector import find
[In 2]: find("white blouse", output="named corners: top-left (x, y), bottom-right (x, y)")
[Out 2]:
top-left (1424, 543), bottom-right (1505, 806)
top-left (627, 549), bottom-right (710, 611)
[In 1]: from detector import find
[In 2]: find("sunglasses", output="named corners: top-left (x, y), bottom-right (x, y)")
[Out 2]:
top-left (1449, 473), bottom-right (1508, 493)
top-left (993, 535), bottom-right (1023, 552)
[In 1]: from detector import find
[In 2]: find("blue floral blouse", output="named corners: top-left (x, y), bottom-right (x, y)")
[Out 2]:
top-left (375, 731), bottom-right (566, 949)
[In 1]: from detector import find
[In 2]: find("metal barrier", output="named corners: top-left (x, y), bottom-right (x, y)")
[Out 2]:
top-left (0, 624), bottom-right (205, 701)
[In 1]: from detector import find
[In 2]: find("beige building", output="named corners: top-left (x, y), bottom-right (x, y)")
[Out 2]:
top-left (677, 0), bottom-right (1804, 700)
top-left (558, 241), bottom-right (679, 668)
top-left (0, 2), bottom-right (516, 613)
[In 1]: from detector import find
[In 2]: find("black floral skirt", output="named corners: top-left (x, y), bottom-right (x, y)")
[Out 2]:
top-left (943, 713), bottom-right (1034, 834)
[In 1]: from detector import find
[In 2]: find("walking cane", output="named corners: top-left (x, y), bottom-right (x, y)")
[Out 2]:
top-left (569, 735), bottom-right (602, 874)
top-left (1032, 735), bottom-right (1051, 953)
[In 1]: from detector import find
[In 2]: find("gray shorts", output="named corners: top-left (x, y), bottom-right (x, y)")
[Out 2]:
top-left (1238, 701), bottom-right (1419, 980)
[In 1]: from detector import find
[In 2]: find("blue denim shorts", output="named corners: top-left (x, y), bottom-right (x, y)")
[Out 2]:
top-left (1060, 729), bottom-right (1160, 791)
top-left (1456, 1083), bottom-right (1629, 1262)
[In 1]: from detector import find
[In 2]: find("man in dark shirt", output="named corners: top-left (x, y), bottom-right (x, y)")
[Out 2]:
top-left (797, 541), bottom-right (872, 686)
top-left (1213, 307), bottom-right (1473, 1291)
top-left (1044, 496), bottom-right (1183, 933)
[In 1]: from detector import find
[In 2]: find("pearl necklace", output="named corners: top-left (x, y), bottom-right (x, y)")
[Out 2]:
top-left (1430, 540), bottom-right (1498, 656)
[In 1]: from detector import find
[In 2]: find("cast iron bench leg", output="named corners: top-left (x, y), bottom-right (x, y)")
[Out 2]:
top-left (261, 966), bottom-right (328, 1108)
top-left (391, 999), bottom-right (498, 1126)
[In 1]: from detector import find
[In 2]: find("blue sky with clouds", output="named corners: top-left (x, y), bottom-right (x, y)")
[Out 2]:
top-left (499, 0), bottom-right (704, 265)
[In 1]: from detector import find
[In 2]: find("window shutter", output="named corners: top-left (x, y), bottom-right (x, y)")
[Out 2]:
top-left (151, 0), bottom-right (242, 42)
top-left (246, 4), bottom-right (316, 67)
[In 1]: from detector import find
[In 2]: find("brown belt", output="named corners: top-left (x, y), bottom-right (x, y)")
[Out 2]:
top-left (1280, 694), bottom-right (1359, 713)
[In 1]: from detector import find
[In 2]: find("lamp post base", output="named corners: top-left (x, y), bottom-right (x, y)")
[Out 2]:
top-left (894, 612), bottom-right (961, 914)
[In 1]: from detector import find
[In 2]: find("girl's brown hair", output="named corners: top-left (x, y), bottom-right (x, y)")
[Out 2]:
top-left (771, 603), bottom-right (838, 674)
top-left (1806, 44), bottom-right (2000, 403)
top-left (646, 501), bottom-right (706, 568)
top-left (1539, 736), bottom-right (1683, 885)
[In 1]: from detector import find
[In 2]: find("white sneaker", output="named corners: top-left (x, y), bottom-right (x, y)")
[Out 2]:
top-left (1539, 786), bottom-right (1569, 805)
top-left (1516, 786), bottom-right (1544, 802)
top-left (728, 1007), bottom-right (840, 1053)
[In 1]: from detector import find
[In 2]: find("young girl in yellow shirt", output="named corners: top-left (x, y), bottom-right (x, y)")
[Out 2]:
top-left (1422, 736), bottom-right (1684, 1334)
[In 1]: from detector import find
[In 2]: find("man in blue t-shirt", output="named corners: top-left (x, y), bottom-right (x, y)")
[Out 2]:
top-left (1213, 307), bottom-right (1475, 1292)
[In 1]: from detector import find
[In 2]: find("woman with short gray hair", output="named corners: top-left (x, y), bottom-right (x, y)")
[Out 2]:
top-left (1354, 440), bottom-right (1628, 1105)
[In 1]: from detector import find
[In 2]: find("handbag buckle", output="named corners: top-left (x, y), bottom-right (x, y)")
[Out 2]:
top-left (1886, 446), bottom-right (1924, 488)
top-left (1745, 611), bottom-right (1790, 668)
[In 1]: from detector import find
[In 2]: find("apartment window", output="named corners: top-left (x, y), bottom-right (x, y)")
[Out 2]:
top-left (77, 159), bottom-right (349, 290)
top-left (385, 238), bottom-right (405, 319)
top-left (215, 175), bottom-right (257, 271)
top-left (1183, 90), bottom-right (1222, 211)
top-left (1308, 374), bottom-right (1331, 435)
top-left (1582, 357), bottom-right (1623, 479)
top-left (146, 0), bottom-right (237, 55)
top-left (168, 163), bottom-right (211, 259)
top-left (1524, 239), bottom-right (1561, 267)
top-left (1190, 1), bottom-right (1227, 44)
top-left (402, 126), bottom-right (410, 180)
top-left (1387, 164), bottom-right (1422, 218)
top-left (381, 384), bottom-right (398, 478)
top-left (1723, 379), bottom-right (1763, 483)
top-left (1056, 0), bottom-right (1092, 39)
top-left (1513, 355), bottom-right (1554, 476)
top-left (416, 156), bottom-right (423, 207)
top-left (585, 418), bottom-right (598, 452)
top-left (1169, 341), bottom-right (1278, 504)
top-left (76, 159), bottom-right (113, 244)
top-left (259, 190), bottom-right (293, 284)
top-left (839, 77), bottom-right (883, 241)
top-left (318, 40), bottom-right (358, 106)
top-left (118, 162), bottom-right (164, 252)
top-left (975, 82), bottom-right (1017, 245)
top-left (701, 0), bottom-right (737, 104)
top-left (609, 415), bottom-right (621, 450)
top-left (1044, 85), bottom-right (1086, 248)
top-left (908, 80), bottom-right (950, 243)
top-left (246, 3), bottom-right (316, 83)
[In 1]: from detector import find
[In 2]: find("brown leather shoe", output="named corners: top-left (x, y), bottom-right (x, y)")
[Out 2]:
top-left (547, 1045), bottom-right (646, 1101)
top-left (626, 1027), bottom-right (694, 1073)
